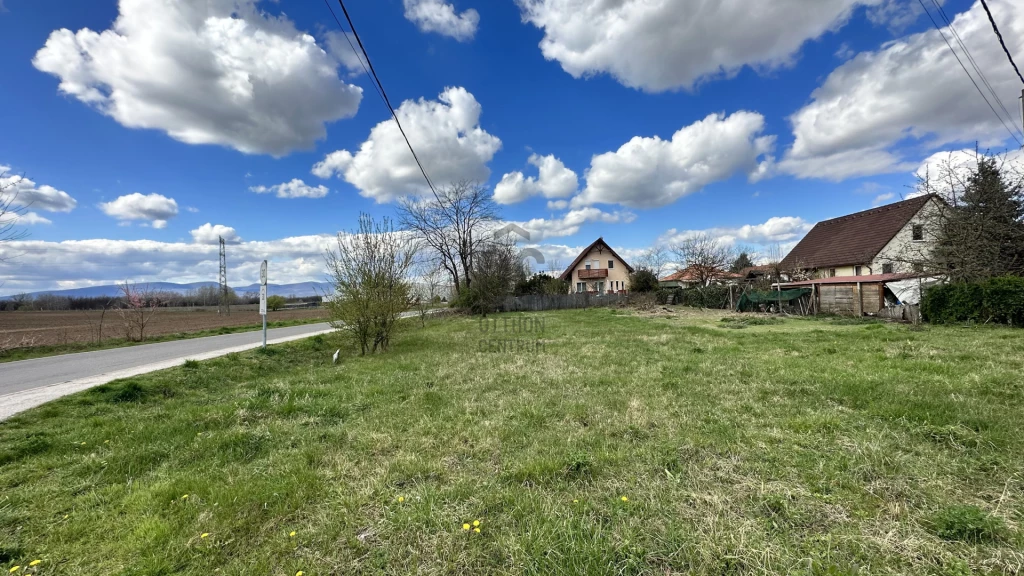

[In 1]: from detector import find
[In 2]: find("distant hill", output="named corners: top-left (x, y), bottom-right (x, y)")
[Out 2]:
top-left (7, 281), bottom-right (333, 300)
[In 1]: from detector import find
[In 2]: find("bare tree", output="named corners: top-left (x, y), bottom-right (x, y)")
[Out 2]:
top-left (324, 214), bottom-right (417, 355)
top-left (669, 233), bottom-right (734, 287)
top-left (1, 170), bottom-right (29, 261)
top-left (117, 281), bottom-right (160, 342)
top-left (398, 180), bottom-right (498, 294)
top-left (413, 261), bottom-right (446, 327)
top-left (635, 245), bottom-right (670, 279)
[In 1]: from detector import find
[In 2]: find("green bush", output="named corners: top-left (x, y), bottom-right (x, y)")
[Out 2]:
top-left (922, 276), bottom-right (1024, 325)
top-left (678, 285), bottom-right (730, 309)
top-left (265, 295), bottom-right (287, 311)
top-left (629, 270), bottom-right (660, 293)
top-left (654, 289), bottom-right (671, 305)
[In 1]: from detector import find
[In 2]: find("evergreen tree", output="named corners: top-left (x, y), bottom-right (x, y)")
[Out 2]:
top-left (730, 252), bottom-right (754, 273)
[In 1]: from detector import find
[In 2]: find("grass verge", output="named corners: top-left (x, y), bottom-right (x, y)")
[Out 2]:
top-left (0, 308), bottom-right (1021, 574)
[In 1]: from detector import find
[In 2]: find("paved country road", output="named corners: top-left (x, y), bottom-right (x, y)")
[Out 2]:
top-left (0, 322), bottom-right (336, 421)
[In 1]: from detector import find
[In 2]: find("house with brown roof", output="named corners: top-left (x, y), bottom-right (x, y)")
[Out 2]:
top-left (559, 238), bottom-right (634, 294)
top-left (779, 194), bottom-right (942, 278)
top-left (659, 266), bottom-right (741, 288)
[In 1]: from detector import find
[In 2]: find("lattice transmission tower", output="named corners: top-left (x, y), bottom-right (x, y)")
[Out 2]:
top-left (218, 235), bottom-right (230, 315)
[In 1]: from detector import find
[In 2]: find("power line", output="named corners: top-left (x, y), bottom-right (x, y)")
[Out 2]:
top-left (928, 0), bottom-right (1023, 142)
top-left (979, 0), bottom-right (1024, 85)
top-left (325, 0), bottom-right (440, 199)
top-left (320, 0), bottom-right (387, 112)
top-left (917, 0), bottom-right (1023, 147)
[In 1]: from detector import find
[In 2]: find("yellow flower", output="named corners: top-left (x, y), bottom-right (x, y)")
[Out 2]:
top-left (296, 572), bottom-right (304, 576)
top-left (473, 520), bottom-right (480, 527)
top-left (573, 499), bottom-right (579, 503)
top-left (29, 561), bottom-right (41, 567)
top-left (289, 531), bottom-right (297, 538)
top-left (104, 440), bottom-right (110, 444)
top-left (63, 514), bottom-right (69, 519)
top-left (201, 533), bottom-right (210, 538)
top-left (80, 442), bottom-right (86, 446)
top-left (462, 523), bottom-right (470, 531)
top-left (397, 496), bottom-right (405, 503)
top-left (473, 527), bottom-right (481, 533)
top-left (181, 494), bottom-right (189, 499)
top-left (620, 496), bottom-right (628, 502)
top-left (9, 567), bottom-right (20, 573)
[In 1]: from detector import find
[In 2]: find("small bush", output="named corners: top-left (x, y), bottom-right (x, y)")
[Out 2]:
top-left (930, 505), bottom-right (1004, 543)
top-left (629, 270), bottom-right (660, 293)
top-left (678, 285), bottom-right (730, 309)
top-left (654, 289), bottom-right (671, 305)
top-left (266, 295), bottom-right (287, 311)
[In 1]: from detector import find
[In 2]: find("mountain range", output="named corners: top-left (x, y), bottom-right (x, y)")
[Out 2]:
top-left (8, 281), bottom-right (334, 299)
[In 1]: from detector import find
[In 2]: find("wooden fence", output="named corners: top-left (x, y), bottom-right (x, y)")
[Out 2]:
top-left (498, 292), bottom-right (633, 312)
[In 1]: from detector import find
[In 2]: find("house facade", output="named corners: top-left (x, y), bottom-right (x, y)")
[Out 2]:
top-left (559, 238), bottom-right (634, 294)
top-left (779, 195), bottom-right (943, 278)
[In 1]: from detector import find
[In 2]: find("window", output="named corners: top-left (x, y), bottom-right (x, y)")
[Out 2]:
top-left (882, 263), bottom-right (893, 274)
top-left (585, 263), bottom-right (591, 270)
top-left (576, 282), bottom-right (585, 293)
top-left (855, 266), bottom-right (862, 276)
top-left (912, 224), bottom-right (924, 241)
top-left (608, 260), bottom-right (614, 268)
top-left (828, 268), bottom-right (836, 278)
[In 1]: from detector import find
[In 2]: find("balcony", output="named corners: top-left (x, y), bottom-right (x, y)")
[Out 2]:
top-left (578, 268), bottom-right (608, 280)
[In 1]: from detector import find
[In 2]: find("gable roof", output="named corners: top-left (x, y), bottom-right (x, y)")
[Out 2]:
top-left (558, 237), bottom-right (635, 280)
top-left (779, 195), bottom-right (936, 270)
top-left (660, 266), bottom-right (741, 282)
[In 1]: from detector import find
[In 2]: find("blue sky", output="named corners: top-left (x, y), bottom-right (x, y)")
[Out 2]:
top-left (1, 0), bottom-right (1023, 293)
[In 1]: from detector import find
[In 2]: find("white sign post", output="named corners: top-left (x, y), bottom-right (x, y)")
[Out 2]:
top-left (259, 260), bottom-right (268, 349)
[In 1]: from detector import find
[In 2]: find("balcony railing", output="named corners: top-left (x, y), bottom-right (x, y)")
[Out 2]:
top-left (578, 268), bottom-right (608, 279)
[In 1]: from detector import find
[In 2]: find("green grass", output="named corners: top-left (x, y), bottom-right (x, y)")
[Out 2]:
top-left (1, 309), bottom-right (1022, 575)
top-left (0, 316), bottom-right (327, 363)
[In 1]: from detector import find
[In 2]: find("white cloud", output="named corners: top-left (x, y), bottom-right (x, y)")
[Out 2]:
top-left (12, 212), bottom-right (53, 226)
top-left (32, 0), bottom-right (362, 156)
top-left (0, 233), bottom-right (337, 294)
top-left (872, 192), bottom-right (896, 206)
top-left (494, 154), bottom-right (578, 204)
top-left (185, 206), bottom-right (200, 213)
top-left (782, 0), bottom-right (1024, 180)
top-left (250, 178), bottom-right (329, 199)
top-left (658, 216), bottom-right (813, 248)
top-left (190, 223), bottom-right (241, 244)
top-left (911, 147), bottom-right (1024, 196)
top-left (573, 112), bottom-right (775, 209)
top-left (404, 0), bottom-right (479, 41)
top-left (517, 0), bottom-right (883, 92)
top-left (312, 87), bottom-right (501, 203)
top-left (546, 199), bottom-right (569, 210)
top-left (0, 167), bottom-right (77, 212)
top-left (510, 207), bottom-right (636, 242)
top-left (99, 193), bottom-right (178, 228)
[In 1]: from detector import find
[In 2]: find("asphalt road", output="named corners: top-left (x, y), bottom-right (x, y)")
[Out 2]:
top-left (0, 322), bottom-right (335, 419)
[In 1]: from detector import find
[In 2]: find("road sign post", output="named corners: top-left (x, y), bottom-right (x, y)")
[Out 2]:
top-left (259, 260), bottom-right (268, 350)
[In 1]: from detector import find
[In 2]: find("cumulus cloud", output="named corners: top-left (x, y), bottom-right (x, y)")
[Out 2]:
top-left (404, 0), bottom-right (479, 41)
top-left (190, 223), bottom-right (241, 244)
top-left (517, 0), bottom-right (884, 92)
top-left (572, 112), bottom-right (775, 209)
top-left (781, 0), bottom-right (1024, 180)
top-left (494, 154), bottom-right (578, 204)
top-left (0, 234), bottom-right (338, 294)
top-left (658, 216), bottom-right (813, 248)
top-left (510, 207), bottom-right (635, 242)
top-left (99, 193), bottom-right (178, 228)
top-left (32, 0), bottom-right (362, 156)
top-left (12, 212), bottom-right (53, 226)
top-left (312, 87), bottom-right (501, 202)
top-left (911, 147), bottom-right (1024, 197)
top-left (250, 178), bottom-right (329, 199)
top-left (0, 167), bottom-right (77, 212)
top-left (872, 192), bottom-right (896, 206)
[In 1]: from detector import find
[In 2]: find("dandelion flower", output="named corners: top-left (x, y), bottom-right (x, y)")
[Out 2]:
top-left (289, 531), bottom-right (297, 538)
top-left (462, 523), bottom-right (470, 531)
top-left (620, 496), bottom-right (628, 502)
top-left (201, 533), bottom-right (210, 538)
top-left (63, 514), bottom-right (69, 519)
top-left (473, 527), bottom-right (481, 533)
top-left (29, 561), bottom-right (41, 566)
top-left (104, 440), bottom-right (110, 444)
top-left (397, 496), bottom-right (404, 503)
top-left (80, 442), bottom-right (86, 446)
top-left (181, 494), bottom-right (189, 499)
top-left (296, 572), bottom-right (304, 576)
top-left (573, 499), bottom-right (579, 503)
top-left (473, 520), bottom-right (480, 527)
top-left (9, 567), bottom-right (20, 573)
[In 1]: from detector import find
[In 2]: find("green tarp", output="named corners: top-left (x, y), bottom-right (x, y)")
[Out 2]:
top-left (736, 288), bottom-right (811, 312)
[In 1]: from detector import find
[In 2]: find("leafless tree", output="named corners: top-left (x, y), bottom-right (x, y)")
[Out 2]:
top-left (398, 180), bottom-right (498, 293)
top-left (1, 170), bottom-right (29, 262)
top-left (324, 214), bottom-right (417, 355)
top-left (635, 245), bottom-right (671, 279)
top-left (413, 261), bottom-right (446, 327)
top-left (117, 281), bottom-right (160, 341)
top-left (669, 233), bottom-right (734, 287)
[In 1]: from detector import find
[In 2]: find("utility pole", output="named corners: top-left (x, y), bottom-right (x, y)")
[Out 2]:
top-left (218, 235), bottom-right (230, 315)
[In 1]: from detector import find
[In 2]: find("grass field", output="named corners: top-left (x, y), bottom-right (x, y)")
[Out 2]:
top-left (0, 307), bottom-right (327, 363)
top-left (1, 308), bottom-right (1021, 575)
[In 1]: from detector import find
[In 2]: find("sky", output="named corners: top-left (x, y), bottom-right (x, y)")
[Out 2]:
top-left (1, 0), bottom-right (1023, 294)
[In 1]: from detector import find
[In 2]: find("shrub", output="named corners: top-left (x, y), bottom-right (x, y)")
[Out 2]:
top-left (678, 285), bottom-right (730, 309)
top-left (629, 270), bottom-right (660, 293)
top-left (265, 295), bottom-right (287, 311)
top-left (922, 276), bottom-right (1024, 325)
top-left (654, 289), bottom-right (671, 305)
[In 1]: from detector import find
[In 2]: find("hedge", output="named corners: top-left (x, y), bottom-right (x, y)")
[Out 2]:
top-left (921, 276), bottom-right (1024, 326)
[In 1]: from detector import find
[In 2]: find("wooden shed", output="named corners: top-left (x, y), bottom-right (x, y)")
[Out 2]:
top-left (777, 273), bottom-right (920, 316)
